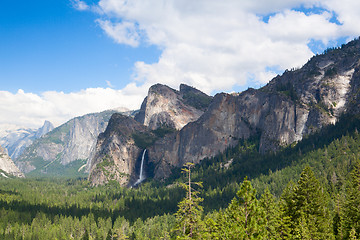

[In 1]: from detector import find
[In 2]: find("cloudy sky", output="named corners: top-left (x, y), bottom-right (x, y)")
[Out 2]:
top-left (1, 0), bottom-right (360, 129)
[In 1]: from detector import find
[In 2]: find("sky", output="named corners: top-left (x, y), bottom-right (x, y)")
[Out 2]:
top-left (1, 0), bottom-right (360, 129)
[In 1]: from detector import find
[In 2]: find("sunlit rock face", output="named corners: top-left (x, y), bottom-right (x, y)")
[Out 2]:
top-left (88, 113), bottom-right (151, 186)
top-left (135, 83), bottom-right (212, 130)
top-left (0, 145), bottom-right (24, 178)
top-left (90, 38), bottom-right (360, 184)
top-left (148, 38), bottom-right (360, 179)
top-left (15, 111), bottom-right (119, 174)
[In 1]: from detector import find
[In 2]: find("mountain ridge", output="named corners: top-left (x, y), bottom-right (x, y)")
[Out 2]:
top-left (89, 37), bottom-right (360, 184)
top-left (15, 110), bottom-right (137, 177)
top-left (0, 121), bottom-right (54, 160)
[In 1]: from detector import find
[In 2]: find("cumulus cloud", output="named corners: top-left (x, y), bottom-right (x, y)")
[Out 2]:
top-left (71, 0), bottom-right (89, 11)
top-left (96, 19), bottom-right (140, 47)
top-left (0, 87), bottom-right (145, 129)
top-left (92, 0), bottom-right (360, 95)
top-left (5, 0), bottom-right (359, 129)
top-left (266, 10), bottom-right (340, 42)
top-left (322, 0), bottom-right (360, 35)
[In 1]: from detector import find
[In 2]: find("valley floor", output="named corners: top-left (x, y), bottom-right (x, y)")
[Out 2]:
top-left (1, 114), bottom-right (360, 239)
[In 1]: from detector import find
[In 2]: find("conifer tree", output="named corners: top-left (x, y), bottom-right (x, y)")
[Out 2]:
top-left (349, 228), bottom-right (358, 240)
top-left (279, 181), bottom-right (295, 239)
top-left (219, 178), bottom-right (265, 239)
top-left (259, 188), bottom-right (282, 239)
top-left (173, 162), bottom-right (204, 239)
top-left (202, 217), bottom-right (220, 240)
top-left (333, 194), bottom-right (345, 240)
top-left (283, 166), bottom-right (333, 239)
top-left (343, 161), bottom-right (360, 239)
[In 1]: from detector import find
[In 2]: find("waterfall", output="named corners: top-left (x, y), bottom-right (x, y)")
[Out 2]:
top-left (134, 149), bottom-right (147, 186)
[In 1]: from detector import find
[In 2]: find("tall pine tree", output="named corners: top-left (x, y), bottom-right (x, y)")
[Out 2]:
top-left (259, 188), bottom-right (283, 239)
top-left (218, 178), bottom-right (265, 239)
top-left (283, 166), bottom-right (333, 240)
top-left (173, 162), bottom-right (204, 239)
top-left (343, 161), bottom-right (360, 239)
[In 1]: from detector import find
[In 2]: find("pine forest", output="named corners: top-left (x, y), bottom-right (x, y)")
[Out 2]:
top-left (1, 113), bottom-right (360, 239)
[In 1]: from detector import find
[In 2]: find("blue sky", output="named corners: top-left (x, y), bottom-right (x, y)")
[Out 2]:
top-left (0, 0), bottom-right (160, 94)
top-left (1, 0), bottom-right (360, 128)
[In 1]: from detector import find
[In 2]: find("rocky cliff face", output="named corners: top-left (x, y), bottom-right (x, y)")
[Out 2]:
top-left (89, 38), bottom-right (360, 184)
top-left (135, 84), bottom-right (212, 130)
top-left (88, 113), bottom-right (151, 186)
top-left (148, 38), bottom-right (360, 179)
top-left (0, 145), bottom-right (24, 178)
top-left (15, 111), bottom-right (119, 175)
top-left (0, 121), bottom-right (54, 160)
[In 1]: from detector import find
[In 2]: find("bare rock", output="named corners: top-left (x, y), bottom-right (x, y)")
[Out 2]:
top-left (88, 113), bottom-right (151, 186)
top-left (135, 84), bottom-right (212, 130)
top-left (0, 145), bottom-right (24, 178)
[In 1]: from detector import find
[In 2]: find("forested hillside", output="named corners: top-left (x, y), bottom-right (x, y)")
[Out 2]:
top-left (1, 113), bottom-right (360, 239)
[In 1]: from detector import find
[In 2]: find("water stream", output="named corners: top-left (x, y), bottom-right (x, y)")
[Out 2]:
top-left (133, 149), bottom-right (147, 186)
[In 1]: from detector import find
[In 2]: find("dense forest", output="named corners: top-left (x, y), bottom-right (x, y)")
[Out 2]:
top-left (1, 114), bottom-right (360, 239)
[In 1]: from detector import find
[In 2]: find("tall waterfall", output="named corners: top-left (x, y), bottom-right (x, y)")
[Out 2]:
top-left (134, 149), bottom-right (147, 186)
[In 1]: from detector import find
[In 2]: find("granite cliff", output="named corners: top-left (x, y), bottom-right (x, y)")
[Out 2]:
top-left (15, 110), bottom-right (126, 176)
top-left (0, 145), bottom-right (24, 178)
top-left (149, 39), bottom-right (360, 179)
top-left (88, 84), bottom-right (211, 185)
top-left (135, 84), bottom-right (212, 130)
top-left (88, 113), bottom-right (152, 186)
top-left (89, 38), bottom-right (360, 184)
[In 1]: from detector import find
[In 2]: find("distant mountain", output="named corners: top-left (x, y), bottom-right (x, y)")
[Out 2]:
top-left (0, 145), bottom-right (24, 178)
top-left (34, 121), bottom-right (54, 138)
top-left (0, 121), bottom-right (54, 160)
top-left (89, 38), bottom-right (360, 185)
top-left (16, 110), bottom-right (137, 177)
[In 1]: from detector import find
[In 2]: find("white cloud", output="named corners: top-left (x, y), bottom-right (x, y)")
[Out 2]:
top-left (0, 87), bottom-right (145, 129)
top-left (71, 0), bottom-right (89, 11)
top-left (266, 10), bottom-right (339, 42)
top-left (321, 0), bottom-right (360, 36)
top-left (96, 19), bottom-right (140, 47)
top-left (8, 0), bottom-right (356, 130)
top-left (92, 0), bottom-right (360, 95)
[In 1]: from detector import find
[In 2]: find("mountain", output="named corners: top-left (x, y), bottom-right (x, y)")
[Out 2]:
top-left (88, 84), bottom-right (211, 185)
top-left (34, 121), bottom-right (54, 138)
top-left (0, 121), bottom-right (54, 160)
top-left (0, 145), bottom-right (24, 178)
top-left (149, 38), bottom-right (360, 179)
top-left (88, 113), bottom-right (152, 186)
top-left (15, 110), bottom-right (135, 177)
top-left (134, 83), bottom-right (212, 130)
top-left (89, 38), bottom-right (360, 185)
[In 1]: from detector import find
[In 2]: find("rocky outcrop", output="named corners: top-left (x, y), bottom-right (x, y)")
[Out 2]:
top-left (148, 38), bottom-right (360, 179)
top-left (135, 84), bottom-right (212, 130)
top-left (148, 91), bottom-right (309, 179)
top-left (0, 145), bottom-right (24, 178)
top-left (35, 121), bottom-right (54, 138)
top-left (15, 110), bottom-right (119, 175)
top-left (88, 38), bottom-right (360, 184)
top-left (88, 113), bottom-right (151, 186)
top-left (0, 121), bottom-right (54, 160)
